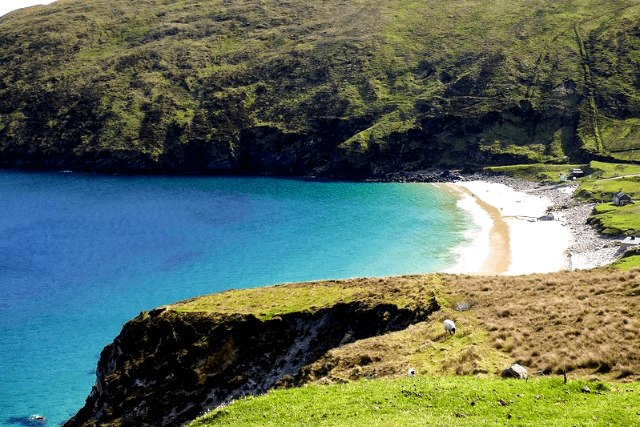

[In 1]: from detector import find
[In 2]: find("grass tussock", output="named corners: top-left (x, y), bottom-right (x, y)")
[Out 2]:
top-left (441, 267), bottom-right (640, 381)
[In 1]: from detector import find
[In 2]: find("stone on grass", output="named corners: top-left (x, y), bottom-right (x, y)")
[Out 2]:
top-left (502, 363), bottom-right (527, 379)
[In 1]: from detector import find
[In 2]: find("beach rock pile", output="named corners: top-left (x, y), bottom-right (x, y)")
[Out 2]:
top-left (526, 185), bottom-right (622, 270)
top-left (369, 169), bottom-right (467, 183)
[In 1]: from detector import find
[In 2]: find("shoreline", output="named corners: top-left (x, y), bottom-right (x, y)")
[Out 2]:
top-left (435, 183), bottom-right (512, 275)
top-left (437, 175), bottom-right (622, 275)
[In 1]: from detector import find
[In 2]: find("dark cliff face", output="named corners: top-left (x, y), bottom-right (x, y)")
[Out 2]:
top-left (1, 0), bottom-right (639, 176)
top-left (65, 299), bottom-right (439, 427)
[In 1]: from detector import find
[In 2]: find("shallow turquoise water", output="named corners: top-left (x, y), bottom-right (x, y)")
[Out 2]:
top-left (0, 171), bottom-right (472, 426)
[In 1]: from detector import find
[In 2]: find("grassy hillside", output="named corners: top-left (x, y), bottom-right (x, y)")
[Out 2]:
top-left (169, 269), bottom-right (640, 384)
top-left (1, 0), bottom-right (639, 175)
top-left (169, 267), bottom-right (640, 426)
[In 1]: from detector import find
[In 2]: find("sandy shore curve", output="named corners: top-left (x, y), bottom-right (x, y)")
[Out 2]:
top-left (455, 185), bottom-right (512, 275)
top-left (436, 178), bottom-right (618, 276)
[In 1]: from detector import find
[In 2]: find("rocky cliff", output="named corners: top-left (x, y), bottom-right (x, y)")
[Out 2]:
top-left (1, 0), bottom-right (639, 177)
top-left (62, 268), bottom-right (640, 426)
top-left (63, 279), bottom-right (439, 427)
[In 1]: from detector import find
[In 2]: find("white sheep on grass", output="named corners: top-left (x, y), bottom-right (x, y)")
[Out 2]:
top-left (443, 319), bottom-right (456, 335)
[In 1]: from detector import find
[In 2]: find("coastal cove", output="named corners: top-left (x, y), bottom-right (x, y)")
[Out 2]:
top-left (1, 171), bottom-right (475, 427)
top-left (1, 170), bottom-right (624, 426)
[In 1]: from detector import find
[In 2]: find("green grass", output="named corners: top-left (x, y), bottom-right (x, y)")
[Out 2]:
top-left (588, 202), bottom-right (640, 236)
top-left (569, 162), bottom-right (640, 236)
top-left (485, 163), bottom-right (589, 183)
top-left (613, 255), bottom-right (640, 271)
top-left (171, 275), bottom-right (440, 320)
top-left (588, 161), bottom-right (640, 179)
top-left (576, 176), bottom-right (640, 202)
top-left (573, 162), bottom-right (640, 236)
top-left (172, 283), bottom-right (364, 320)
top-left (188, 376), bottom-right (640, 427)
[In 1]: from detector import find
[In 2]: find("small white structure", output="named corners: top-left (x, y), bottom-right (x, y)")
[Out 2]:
top-left (443, 319), bottom-right (456, 335)
top-left (407, 368), bottom-right (416, 377)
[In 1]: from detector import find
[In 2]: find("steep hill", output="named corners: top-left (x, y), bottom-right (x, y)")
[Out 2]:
top-left (1, 0), bottom-right (639, 177)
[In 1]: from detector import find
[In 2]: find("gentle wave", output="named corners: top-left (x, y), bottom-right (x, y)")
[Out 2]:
top-left (442, 190), bottom-right (492, 274)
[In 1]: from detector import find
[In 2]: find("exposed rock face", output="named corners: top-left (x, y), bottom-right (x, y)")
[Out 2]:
top-left (64, 299), bottom-right (438, 427)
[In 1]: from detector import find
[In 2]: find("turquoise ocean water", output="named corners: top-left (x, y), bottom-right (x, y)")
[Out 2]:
top-left (0, 170), bottom-right (473, 426)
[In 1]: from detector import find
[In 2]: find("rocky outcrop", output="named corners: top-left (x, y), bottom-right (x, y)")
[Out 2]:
top-left (64, 299), bottom-right (438, 427)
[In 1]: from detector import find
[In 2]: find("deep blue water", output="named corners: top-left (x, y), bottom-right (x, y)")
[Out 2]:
top-left (0, 170), bottom-right (472, 426)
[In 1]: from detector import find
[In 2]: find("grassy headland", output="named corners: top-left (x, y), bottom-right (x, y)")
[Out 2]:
top-left (169, 268), bottom-right (640, 384)
top-left (171, 267), bottom-right (640, 426)
top-left (1, 0), bottom-right (639, 175)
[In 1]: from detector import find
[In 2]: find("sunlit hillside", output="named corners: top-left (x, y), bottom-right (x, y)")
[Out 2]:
top-left (1, 0), bottom-right (639, 175)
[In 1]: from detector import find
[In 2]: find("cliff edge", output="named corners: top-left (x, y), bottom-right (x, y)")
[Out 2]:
top-left (64, 276), bottom-right (440, 427)
top-left (63, 269), bottom-right (640, 426)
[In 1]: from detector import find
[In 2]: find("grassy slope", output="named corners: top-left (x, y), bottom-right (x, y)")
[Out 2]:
top-left (589, 201), bottom-right (640, 235)
top-left (0, 0), bottom-right (639, 173)
top-left (614, 254), bottom-right (640, 271)
top-left (161, 265), bottom-right (640, 383)
top-left (170, 267), bottom-right (640, 426)
top-left (574, 161), bottom-right (640, 235)
top-left (167, 268), bottom-right (640, 383)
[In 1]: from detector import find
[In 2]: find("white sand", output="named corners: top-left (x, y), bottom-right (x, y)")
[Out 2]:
top-left (444, 191), bottom-right (493, 274)
top-left (445, 181), bottom-right (572, 275)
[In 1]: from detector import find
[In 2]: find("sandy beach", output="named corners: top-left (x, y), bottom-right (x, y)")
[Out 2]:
top-left (439, 176), bottom-right (622, 276)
